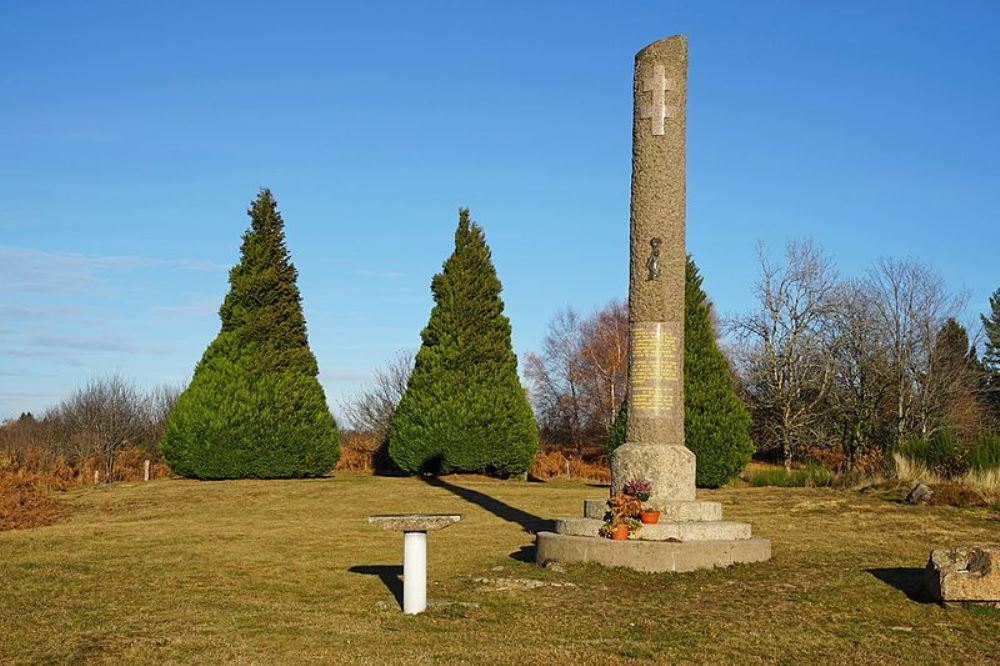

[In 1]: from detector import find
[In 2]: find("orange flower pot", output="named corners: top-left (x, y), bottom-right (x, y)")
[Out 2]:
top-left (640, 510), bottom-right (660, 525)
top-left (611, 523), bottom-right (629, 540)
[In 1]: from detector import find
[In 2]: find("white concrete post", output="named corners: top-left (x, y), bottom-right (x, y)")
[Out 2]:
top-left (144, 460), bottom-right (151, 481)
top-left (402, 531), bottom-right (428, 614)
top-left (93, 469), bottom-right (100, 485)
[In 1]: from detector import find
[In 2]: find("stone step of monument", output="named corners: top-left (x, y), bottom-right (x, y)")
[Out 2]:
top-left (555, 517), bottom-right (751, 542)
top-left (536, 531), bottom-right (771, 573)
top-left (583, 498), bottom-right (722, 522)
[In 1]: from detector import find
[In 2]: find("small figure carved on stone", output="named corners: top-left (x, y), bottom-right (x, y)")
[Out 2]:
top-left (646, 237), bottom-right (662, 281)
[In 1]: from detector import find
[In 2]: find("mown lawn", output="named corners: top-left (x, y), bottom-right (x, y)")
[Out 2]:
top-left (1, 473), bottom-right (999, 664)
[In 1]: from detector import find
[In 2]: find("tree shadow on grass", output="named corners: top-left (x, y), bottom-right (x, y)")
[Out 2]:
top-left (866, 567), bottom-right (935, 603)
top-left (421, 476), bottom-right (555, 535)
top-left (348, 565), bottom-right (403, 609)
top-left (421, 476), bottom-right (556, 564)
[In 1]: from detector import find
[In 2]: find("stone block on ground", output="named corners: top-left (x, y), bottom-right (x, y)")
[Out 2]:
top-left (906, 483), bottom-right (933, 505)
top-left (926, 545), bottom-right (1000, 603)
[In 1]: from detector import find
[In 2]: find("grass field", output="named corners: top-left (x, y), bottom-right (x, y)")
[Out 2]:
top-left (2, 473), bottom-right (999, 664)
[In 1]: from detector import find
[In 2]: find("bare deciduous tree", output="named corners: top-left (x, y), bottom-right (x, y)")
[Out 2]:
top-left (59, 374), bottom-right (149, 483)
top-left (524, 307), bottom-right (587, 452)
top-left (825, 280), bottom-right (895, 468)
top-left (340, 349), bottom-right (414, 446)
top-left (578, 300), bottom-right (629, 430)
top-left (864, 257), bottom-right (966, 443)
top-left (143, 384), bottom-right (183, 459)
top-left (525, 301), bottom-right (631, 453)
top-left (731, 240), bottom-right (839, 469)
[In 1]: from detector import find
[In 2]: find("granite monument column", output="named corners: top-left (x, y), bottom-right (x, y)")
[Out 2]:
top-left (611, 35), bottom-right (695, 505)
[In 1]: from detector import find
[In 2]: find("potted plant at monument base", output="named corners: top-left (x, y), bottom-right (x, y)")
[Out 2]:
top-left (623, 479), bottom-right (660, 524)
top-left (599, 491), bottom-right (643, 540)
top-left (598, 520), bottom-right (631, 541)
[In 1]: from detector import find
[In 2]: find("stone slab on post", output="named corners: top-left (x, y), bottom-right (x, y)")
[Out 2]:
top-left (611, 35), bottom-right (694, 508)
top-left (368, 514), bottom-right (463, 615)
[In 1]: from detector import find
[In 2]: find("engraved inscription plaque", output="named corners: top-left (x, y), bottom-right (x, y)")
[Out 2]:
top-left (630, 321), bottom-right (681, 416)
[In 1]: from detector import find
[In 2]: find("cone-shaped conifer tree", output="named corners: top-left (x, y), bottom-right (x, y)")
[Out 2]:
top-left (162, 189), bottom-right (339, 478)
top-left (607, 256), bottom-right (754, 487)
top-left (389, 209), bottom-right (538, 475)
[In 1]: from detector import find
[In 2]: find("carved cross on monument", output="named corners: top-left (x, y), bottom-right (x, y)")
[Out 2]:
top-left (639, 63), bottom-right (674, 136)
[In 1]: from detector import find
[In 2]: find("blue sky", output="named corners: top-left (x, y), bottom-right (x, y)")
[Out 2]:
top-left (2, 1), bottom-right (998, 421)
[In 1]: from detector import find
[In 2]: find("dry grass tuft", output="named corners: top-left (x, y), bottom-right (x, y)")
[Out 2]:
top-left (530, 450), bottom-right (610, 482)
top-left (0, 475), bottom-right (62, 531)
top-left (893, 453), bottom-right (1000, 507)
top-left (0, 446), bottom-right (172, 532)
top-left (335, 446), bottom-right (376, 472)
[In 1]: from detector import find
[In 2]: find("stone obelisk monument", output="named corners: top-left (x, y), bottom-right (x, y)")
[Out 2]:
top-left (535, 36), bottom-right (770, 572)
top-left (611, 35), bottom-right (693, 507)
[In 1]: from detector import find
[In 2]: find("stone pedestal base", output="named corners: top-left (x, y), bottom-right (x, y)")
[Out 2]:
top-left (556, 517), bottom-right (751, 542)
top-left (536, 494), bottom-right (771, 573)
top-left (583, 498), bottom-right (721, 522)
top-left (536, 532), bottom-right (771, 573)
top-left (611, 443), bottom-right (695, 504)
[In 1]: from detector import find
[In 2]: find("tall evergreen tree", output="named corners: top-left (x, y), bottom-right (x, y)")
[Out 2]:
top-left (983, 289), bottom-right (1000, 373)
top-left (162, 189), bottom-right (339, 479)
top-left (607, 256), bottom-right (755, 487)
top-left (683, 257), bottom-right (756, 485)
top-left (980, 288), bottom-right (1000, 420)
top-left (389, 209), bottom-right (538, 476)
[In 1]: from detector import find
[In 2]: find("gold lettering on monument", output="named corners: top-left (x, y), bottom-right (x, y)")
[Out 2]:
top-left (630, 321), bottom-right (679, 415)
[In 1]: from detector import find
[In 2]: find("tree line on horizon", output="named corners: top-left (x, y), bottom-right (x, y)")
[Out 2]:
top-left (5, 188), bottom-right (1000, 485)
top-left (514, 239), bottom-right (1000, 476)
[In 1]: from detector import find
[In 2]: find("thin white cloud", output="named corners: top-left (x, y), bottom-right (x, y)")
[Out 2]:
top-left (320, 368), bottom-right (372, 383)
top-left (0, 348), bottom-right (92, 367)
top-left (355, 269), bottom-right (405, 279)
top-left (0, 369), bottom-right (58, 378)
top-left (0, 245), bottom-right (227, 295)
top-left (0, 305), bottom-right (47, 320)
top-left (0, 334), bottom-right (170, 362)
top-left (26, 334), bottom-right (170, 355)
top-left (150, 301), bottom-right (219, 318)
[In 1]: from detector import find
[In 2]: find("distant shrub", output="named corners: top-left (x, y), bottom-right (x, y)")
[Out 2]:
top-left (530, 450), bottom-right (610, 482)
top-left (803, 446), bottom-right (846, 473)
top-left (968, 433), bottom-right (1000, 473)
top-left (0, 475), bottom-right (62, 531)
top-left (336, 433), bottom-right (376, 473)
top-left (895, 430), bottom-right (976, 479)
top-left (749, 464), bottom-right (835, 488)
top-left (606, 402), bottom-right (627, 455)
